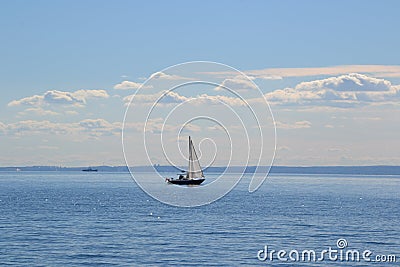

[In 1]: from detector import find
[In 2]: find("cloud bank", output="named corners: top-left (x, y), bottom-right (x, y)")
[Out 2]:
top-left (214, 75), bottom-right (257, 91)
top-left (0, 119), bottom-right (121, 137)
top-left (264, 73), bottom-right (400, 106)
top-left (8, 89), bottom-right (109, 107)
top-left (124, 91), bottom-right (246, 107)
top-left (275, 120), bottom-right (312, 129)
top-left (149, 71), bottom-right (191, 80)
top-left (247, 65), bottom-right (400, 79)
top-left (113, 81), bottom-right (153, 90)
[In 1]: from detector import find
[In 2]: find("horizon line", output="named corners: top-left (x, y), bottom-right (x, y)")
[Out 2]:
top-left (1, 164), bottom-right (400, 168)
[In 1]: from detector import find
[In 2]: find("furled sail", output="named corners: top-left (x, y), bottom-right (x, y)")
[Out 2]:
top-left (187, 136), bottom-right (204, 179)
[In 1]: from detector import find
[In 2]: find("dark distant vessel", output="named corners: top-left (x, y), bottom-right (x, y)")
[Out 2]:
top-left (166, 136), bottom-right (205, 186)
top-left (82, 167), bottom-right (98, 172)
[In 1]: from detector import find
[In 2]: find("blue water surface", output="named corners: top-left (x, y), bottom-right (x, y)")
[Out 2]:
top-left (0, 172), bottom-right (399, 266)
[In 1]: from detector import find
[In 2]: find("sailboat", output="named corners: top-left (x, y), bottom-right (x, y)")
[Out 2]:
top-left (166, 136), bottom-right (205, 185)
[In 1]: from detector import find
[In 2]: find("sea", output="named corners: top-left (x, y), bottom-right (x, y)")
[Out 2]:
top-left (0, 171), bottom-right (399, 266)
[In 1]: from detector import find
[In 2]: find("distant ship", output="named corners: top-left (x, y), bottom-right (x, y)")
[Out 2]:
top-left (82, 167), bottom-right (98, 172)
top-left (166, 136), bottom-right (205, 185)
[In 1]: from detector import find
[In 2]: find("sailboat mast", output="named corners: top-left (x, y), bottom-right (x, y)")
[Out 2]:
top-left (189, 136), bottom-right (191, 164)
top-left (187, 136), bottom-right (191, 179)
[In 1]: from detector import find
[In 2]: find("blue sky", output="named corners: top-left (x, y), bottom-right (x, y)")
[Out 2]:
top-left (1, 1), bottom-right (400, 166)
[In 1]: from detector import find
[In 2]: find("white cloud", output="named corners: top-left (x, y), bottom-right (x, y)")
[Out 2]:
top-left (0, 121), bottom-right (6, 134)
top-left (1, 119), bottom-right (121, 137)
top-left (207, 125), bottom-right (225, 131)
top-left (123, 90), bottom-right (187, 106)
top-left (275, 120), bottom-right (312, 129)
top-left (182, 124), bottom-right (202, 132)
top-left (122, 95), bottom-right (133, 105)
top-left (65, 110), bottom-right (79, 115)
top-left (203, 65), bottom-right (400, 80)
top-left (193, 94), bottom-right (245, 106)
top-left (123, 118), bottom-right (197, 134)
top-left (6, 120), bottom-right (72, 135)
top-left (247, 65), bottom-right (400, 79)
top-left (8, 95), bottom-right (43, 107)
top-left (255, 75), bottom-right (283, 80)
top-left (18, 107), bottom-right (60, 116)
top-left (149, 71), bottom-right (191, 80)
top-left (124, 91), bottom-right (245, 107)
top-left (44, 90), bottom-right (85, 105)
top-left (265, 73), bottom-right (400, 106)
top-left (16, 108), bottom-right (74, 118)
top-left (143, 118), bottom-right (176, 134)
top-left (79, 119), bottom-right (122, 137)
top-left (72, 89), bottom-right (109, 100)
top-left (214, 75), bottom-right (257, 91)
top-left (8, 89), bottom-right (109, 108)
top-left (295, 73), bottom-right (391, 92)
top-left (352, 116), bottom-right (382, 121)
top-left (113, 81), bottom-right (153, 90)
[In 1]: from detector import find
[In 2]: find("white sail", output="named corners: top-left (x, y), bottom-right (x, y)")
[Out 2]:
top-left (187, 136), bottom-right (204, 179)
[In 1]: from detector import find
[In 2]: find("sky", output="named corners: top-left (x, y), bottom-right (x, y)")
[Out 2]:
top-left (1, 0), bottom-right (400, 167)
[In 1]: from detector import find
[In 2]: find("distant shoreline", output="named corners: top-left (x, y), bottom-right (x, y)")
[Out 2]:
top-left (1, 165), bottom-right (400, 175)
